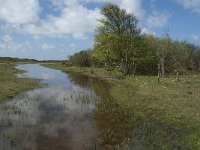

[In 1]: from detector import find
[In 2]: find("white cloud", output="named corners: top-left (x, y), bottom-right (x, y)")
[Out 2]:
top-left (2, 34), bottom-right (12, 42)
top-left (70, 43), bottom-right (76, 50)
top-left (141, 27), bottom-right (155, 35)
top-left (42, 43), bottom-right (55, 50)
top-left (0, 0), bottom-right (145, 38)
top-left (175, 0), bottom-right (200, 14)
top-left (0, 34), bottom-right (30, 53)
top-left (147, 11), bottom-right (170, 28)
top-left (24, 5), bottom-right (101, 38)
top-left (50, 0), bottom-right (145, 19)
top-left (118, 0), bottom-right (145, 19)
top-left (24, 0), bottom-right (144, 38)
top-left (0, 0), bottom-right (169, 41)
top-left (0, 0), bottom-right (40, 24)
top-left (191, 33), bottom-right (199, 41)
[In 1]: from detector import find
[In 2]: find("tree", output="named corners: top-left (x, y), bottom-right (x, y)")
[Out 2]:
top-left (68, 49), bottom-right (92, 67)
top-left (194, 50), bottom-right (200, 71)
top-left (93, 3), bottom-right (142, 75)
top-left (143, 34), bottom-right (160, 75)
top-left (157, 35), bottom-right (172, 77)
top-left (171, 41), bottom-right (190, 81)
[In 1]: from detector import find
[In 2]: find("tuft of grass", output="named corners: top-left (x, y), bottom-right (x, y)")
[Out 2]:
top-left (107, 74), bottom-right (200, 149)
top-left (0, 63), bottom-right (41, 101)
top-left (42, 63), bottom-right (124, 79)
top-left (44, 63), bottom-right (200, 149)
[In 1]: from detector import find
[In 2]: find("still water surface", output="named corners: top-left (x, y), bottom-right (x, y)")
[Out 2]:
top-left (0, 64), bottom-right (130, 150)
top-left (0, 64), bottom-right (102, 150)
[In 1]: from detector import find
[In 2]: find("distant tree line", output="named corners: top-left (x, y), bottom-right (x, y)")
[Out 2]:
top-left (0, 57), bottom-right (37, 63)
top-left (67, 50), bottom-right (93, 67)
top-left (67, 3), bottom-right (200, 80)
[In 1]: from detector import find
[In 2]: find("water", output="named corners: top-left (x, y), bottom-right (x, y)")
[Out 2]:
top-left (0, 64), bottom-right (133, 150)
top-left (0, 64), bottom-right (104, 150)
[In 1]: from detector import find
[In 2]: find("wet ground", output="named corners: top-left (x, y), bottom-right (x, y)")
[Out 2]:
top-left (0, 64), bottom-right (131, 150)
top-left (0, 64), bottom-right (101, 150)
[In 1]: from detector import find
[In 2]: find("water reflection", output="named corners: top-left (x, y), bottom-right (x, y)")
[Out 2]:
top-left (0, 64), bottom-right (99, 150)
top-left (16, 64), bottom-right (73, 87)
top-left (0, 64), bottom-right (132, 150)
top-left (67, 72), bottom-right (133, 149)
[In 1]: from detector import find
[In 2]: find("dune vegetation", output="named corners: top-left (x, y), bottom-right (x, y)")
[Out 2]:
top-left (42, 3), bottom-right (200, 149)
top-left (0, 64), bottom-right (41, 101)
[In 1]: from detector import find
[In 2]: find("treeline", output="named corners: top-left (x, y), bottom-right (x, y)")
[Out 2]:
top-left (0, 57), bottom-right (65, 63)
top-left (0, 57), bottom-right (38, 63)
top-left (67, 3), bottom-right (200, 79)
top-left (67, 50), bottom-right (93, 67)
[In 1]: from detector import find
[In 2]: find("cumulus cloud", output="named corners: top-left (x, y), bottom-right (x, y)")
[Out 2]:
top-left (141, 27), bottom-right (155, 35)
top-left (50, 0), bottom-right (145, 19)
top-left (70, 43), bottom-right (76, 50)
top-left (0, 34), bottom-right (30, 54)
top-left (175, 0), bottom-right (200, 14)
top-left (116, 0), bottom-right (145, 19)
top-left (24, 5), bottom-right (101, 38)
top-left (0, 0), bottom-right (40, 24)
top-left (42, 43), bottom-right (55, 50)
top-left (0, 0), bottom-right (146, 38)
top-left (2, 34), bottom-right (12, 42)
top-left (25, 0), bottom-right (145, 38)
top-left (147, 11), bottom-right (170, 28)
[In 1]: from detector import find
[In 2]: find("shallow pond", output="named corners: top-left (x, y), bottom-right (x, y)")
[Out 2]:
top-left (0, 64), bottom-right (131, 150)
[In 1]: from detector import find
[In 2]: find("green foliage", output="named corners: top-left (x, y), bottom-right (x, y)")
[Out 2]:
top-left (93, 3), bottom-right (144, 75)
top-left (68, 49), bottom-right (93, 67)
top-left (67, 3), bottom-right (200, 76)
top-left (44, 63), bottom-right (200, 149)
top-left (0, 57), bottom-right (37, 63)
top-left (143, 34), bottom-right (200, 75)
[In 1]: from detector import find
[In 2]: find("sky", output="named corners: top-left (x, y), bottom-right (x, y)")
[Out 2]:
top-left (0, 0), bottom-right (199, 60)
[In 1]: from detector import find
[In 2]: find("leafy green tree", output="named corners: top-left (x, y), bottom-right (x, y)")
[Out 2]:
top-left (171, 41), bottom-right (190, 81)
top-left (93, 3), bottom-right (142, 75)
top-left (184, 43), bottom-right (200, 71)
top-left (67, 3), bottom-right (200, 77)
top-left (68, 49), bottom-right (92, 67)
top-left (143, 34), bottom-right (160, 78)
top-left (193, 50), bottom-right (200, 71)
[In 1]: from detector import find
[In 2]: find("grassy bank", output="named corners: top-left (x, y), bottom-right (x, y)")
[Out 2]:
top-left (0, 64), bottom-right (41, 101)
top-left (44, 63), bottom-right (200, 149)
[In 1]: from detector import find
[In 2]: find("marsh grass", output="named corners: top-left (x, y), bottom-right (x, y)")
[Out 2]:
top-left (42, 63), bottom-right (124, 79)
top-left (44, 63), bottom-right (200, 149)
top-left (0, 63), bottom-right (41, 101)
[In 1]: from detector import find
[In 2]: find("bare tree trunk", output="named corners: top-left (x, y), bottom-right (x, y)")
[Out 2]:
top-left (133, 62), bottom-right (136, 77)
top-left (104, 62), bottom-right (107, 67)
top-left (176, 66), bottom-right (180, 82)
top-left (125, 51), bottom-right (128, 74)
top-left (157, 63), bottom-right (161, 82)
top-left (161, 58), bottom-right (165, 77)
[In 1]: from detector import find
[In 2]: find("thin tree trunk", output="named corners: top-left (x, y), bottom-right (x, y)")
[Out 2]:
top-left (123, 51), bottom-right (129, 75)
top-left (133, 62), bottom-right (136, 77)
top-left (176, 66), bottom-right (180, 82)
top-left (104, 62), bottom-right (107, 67)
top-left (158, 63), bottom-right (161, 82)
top-left (161, 58), bottom-right (165, 77)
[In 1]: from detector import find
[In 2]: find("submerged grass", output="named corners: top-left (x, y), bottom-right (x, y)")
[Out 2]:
top-left (0, 63), bottom-right (41, 101)
top-left (44, 63), bottom-right (200, 149)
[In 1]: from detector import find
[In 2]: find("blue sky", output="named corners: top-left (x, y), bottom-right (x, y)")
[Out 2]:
top-left (0, 0), bottom-right (199, 60)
